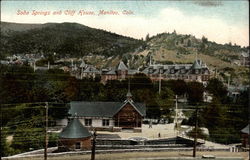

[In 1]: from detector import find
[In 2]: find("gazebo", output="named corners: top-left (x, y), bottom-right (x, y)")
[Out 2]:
top-left (58, 117), bottom-right (92, 151)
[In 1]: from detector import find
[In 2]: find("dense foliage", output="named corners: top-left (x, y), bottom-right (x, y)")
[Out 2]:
top-left (1, 22), bottom-right (145, 58)
top-left (0, 64), bottom-right (248, 156)
top-left (0, 65), bottom-right (172, 155)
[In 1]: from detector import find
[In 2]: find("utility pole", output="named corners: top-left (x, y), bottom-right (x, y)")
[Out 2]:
top-left (44, 102), bottom-right (48, 160)
top-left (175, 95), bottom-right (178, 135)
top-left (149, 55), bottom-right (152, 66)
top-left (33, 60), bottom-right (36, 72)
top-left (215, 68), bottom-right (217, 78)
top-left (91, 130), bottom-right (97, 160)
top-left (227, 75), bottom-right (230, 89)
top-left (159, 69), bottom-right (161, 94)
top-left (81, 67), bottom-right (83, 79)
top-left (195, 51), bottom-right (198, 61)
top-left (48, 61), bottom-right (50, 70)
top-left (193, 107), bottom-right (198, 157)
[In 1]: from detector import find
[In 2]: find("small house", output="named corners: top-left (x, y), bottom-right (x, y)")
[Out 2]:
top-left (58, 117), bottom-right (92, 151)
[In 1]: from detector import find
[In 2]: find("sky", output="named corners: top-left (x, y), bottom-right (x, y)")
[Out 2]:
top-left (1, 0), bottom-right (249, 46)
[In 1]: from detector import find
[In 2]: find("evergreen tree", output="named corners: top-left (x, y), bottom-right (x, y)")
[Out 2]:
top-left (187, 82), bottom-right (204, 105)
top-left (206, 78), bottom-right (228, 102)
top-left (145, 33), bottom-right (150, 41)
top-left (187, 39), bottom-right (192, 47)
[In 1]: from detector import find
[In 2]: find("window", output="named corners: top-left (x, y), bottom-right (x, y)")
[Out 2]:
top-left (159, 68), bottom-right (164, 74)
top-left (102, 119), bottom-right (109, 126)
top-left (75, 142), bottom-right (81, 149)
top-left (149, 68), bottom-right (153, 74)
top-left (181, 69), bottom-right (186, 74)
top-left (195, 69), bottom-right (199, 74)
top-left (85, 119), bottom-right (92, 126)
top-left (171, 69), bottom-right (175, 74)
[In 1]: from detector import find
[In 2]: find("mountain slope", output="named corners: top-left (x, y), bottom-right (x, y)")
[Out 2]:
top-left (135, 32), bottom-right (248, 67)
top-left (0, 22), bottom-right (145, 58)
top-left (0, 22), bottom-right (52, 33)
top-left (1, 22), bottom-right (248, 84)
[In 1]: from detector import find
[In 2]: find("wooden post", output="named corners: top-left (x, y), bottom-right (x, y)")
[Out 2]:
top-left (118, 115), bottom-right (120, 127)
top-left (44, 102), bottom-right (48, 160)
top-left (159, 70), bottom-right (161, 94)
top-left (136, 115), bottom-right (138, 127)
top-left (91, 130), bottom-right (97, 160)
top-left (193, 108), bottom-right (198, 157)
top-left (175, 95), bottom-right (178, 129)
top-left (33, 60), bottom-right (36, 72)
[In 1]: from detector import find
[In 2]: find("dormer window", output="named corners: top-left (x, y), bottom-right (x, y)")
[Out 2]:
top-left (159, 68), bottom-right (164, 74)
top-left (195, 69), bottom-right (199, 74)
top-left (149, 68), bottom-right (153, 74)
top-left (181, 69), bottom-right (186, 74)
top-left (171, 69), bottom-right (175, 74)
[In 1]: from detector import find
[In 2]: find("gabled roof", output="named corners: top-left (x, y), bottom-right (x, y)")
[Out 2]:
top-left (59, 118), bottom-right (91, 139)
top-left (141, 68), bottom-right (149, 74)
top-left (80, 60), bottom-right (86, 68)
top-left (83, 66), bottom-right (100, 73)
top-left (241, 52), bottom-right (249, 58)
top-left (241, 124), bottom-right (249, 134)
top-left (117, 61), bottom-right (128, 70)
top-left (69, 101), bottom-right (146, 118)
top-left (192, 59), bottom-right (202, 69)
top-left (128, 69), bottom-right (139, 75)
top-left (113, 100), bottom-right (145, 116)
top-left (106, 69), bottom-right (116, 75)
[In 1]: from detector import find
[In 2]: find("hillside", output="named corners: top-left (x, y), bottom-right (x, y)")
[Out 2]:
top-left (0, 22), bottom-right (52, 33)
top-left (0, 22), bottom-right (249, 84)
top-left (137, 32), bottom-right (248, 66)
top-left (0, 22), bottom-right (145, 58)
top-left (131, 32), bottom-right (249, 84)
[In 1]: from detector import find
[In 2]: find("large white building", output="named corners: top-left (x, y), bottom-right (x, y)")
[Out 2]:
top-left (142, 59), bottom-right (210, 82)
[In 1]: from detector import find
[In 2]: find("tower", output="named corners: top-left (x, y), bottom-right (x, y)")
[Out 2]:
top-left (126, 79), bottom-right (133, 102)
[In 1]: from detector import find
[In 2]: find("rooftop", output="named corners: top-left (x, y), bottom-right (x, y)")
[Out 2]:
top-left (117, 61), bottom-right (128, 71)
top-left (59, 118), bottom-right (91, 139)
top-left (69, 101), bottom-right (146, 118)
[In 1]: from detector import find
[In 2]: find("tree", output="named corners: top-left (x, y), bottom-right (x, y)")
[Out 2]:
top-left (165, 80), bottom-right (187, 96)
top-left (0, 65), bottom-right (36, 104)
top-left (187, 82), bottom-right (204, 104)
top-left (198, 43), bottom-right (206, 53)
top-left (180, 38), bottom-right (184, 44)
top-left (187, 39), bottom-right (192, 47)
top-left (7, 104), bottom-right (45, 153)
top-left (187, 127), bottom-right (208, 140)
top-left (145, 33), bottom-right (150, 41)
top-left (202, 36), bottom-right (208, 44)
top-left (202, 98), bottom-right (227, 130)
top-left (206, 78), bottom-right (227, 102)
top-left (186, 110), bottom-right (205, 127)
top-left (131, 73), bottom-right (153, 90)
top-left (104, 80), bottom-right (127, 101)
top-left (155, 87), bottom-right (174, 116)
top-left (1, 129), bottom-right (8, 157)
top-left (64, 77), bottom-right (79, 102)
